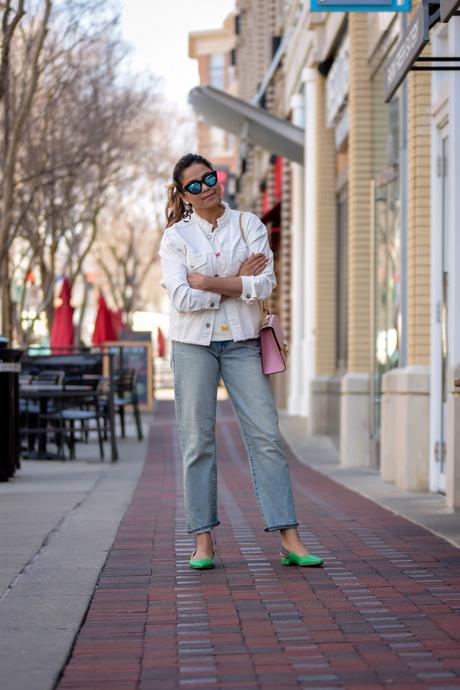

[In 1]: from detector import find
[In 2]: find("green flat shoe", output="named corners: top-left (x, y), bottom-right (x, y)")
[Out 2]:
top-left (280, 546), bottom-right (323, 567)
top-left (189, 550), bottom-right (215, 570)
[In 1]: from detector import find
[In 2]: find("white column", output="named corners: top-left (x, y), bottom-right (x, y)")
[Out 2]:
top-left (429, 73), bottom-right (442, 493)
top-left (448, 20), bottom-right (460, 365)
top-left (287, 93), bottom-right (306, 416)
top-left (446, 19), bottom-right (460, 506)
top-left (301, 67), bottom-right (317, 421)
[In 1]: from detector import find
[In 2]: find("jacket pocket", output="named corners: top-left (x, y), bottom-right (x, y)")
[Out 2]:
top-left (186, 253), bottom-right (209, 272)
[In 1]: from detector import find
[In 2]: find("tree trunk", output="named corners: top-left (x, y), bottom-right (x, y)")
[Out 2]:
top-left (75, 278), bottom-right (90, 345)
top-left (0, 0), bottom-right (51, 334)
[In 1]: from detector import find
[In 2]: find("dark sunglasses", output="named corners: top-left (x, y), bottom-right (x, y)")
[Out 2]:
top-left (182, 170), bottom-right (218, 195)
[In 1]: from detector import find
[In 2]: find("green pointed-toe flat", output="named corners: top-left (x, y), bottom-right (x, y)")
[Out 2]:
top-left (189, 550), bottom-right (215, 570)
top-left (280, 546), bottom-right (323, 567)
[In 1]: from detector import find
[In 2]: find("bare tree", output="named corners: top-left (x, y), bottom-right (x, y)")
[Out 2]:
top-left (5, 0), bottom-right (187, 346)
top-left (0, 0), bottom-right (51, 337)
top-left (93, 211), bottom-right (162, 321)
top-left (0, 1), bottom-right (26, 104)
top-left (89, 98), bottom-right (188, 327)
top-left (9, 5), bottom-right (146, 342)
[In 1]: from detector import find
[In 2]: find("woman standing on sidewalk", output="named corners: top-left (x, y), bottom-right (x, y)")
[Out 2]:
top-left (160, 153), bottom-right (323, 570)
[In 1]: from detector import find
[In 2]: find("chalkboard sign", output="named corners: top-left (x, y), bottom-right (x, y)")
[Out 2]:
top-left (104, 341), bottom-right (154, 411)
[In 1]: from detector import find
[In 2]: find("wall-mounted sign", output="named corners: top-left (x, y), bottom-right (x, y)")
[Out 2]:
top-left (440, 0), bottom-right (460, 20)
top-left (384, 5), bottom-right (427, 102)
top-left (311, 0), bottom-right (410, 11)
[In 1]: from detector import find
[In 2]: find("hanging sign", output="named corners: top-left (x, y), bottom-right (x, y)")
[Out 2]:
top-left (384, 5), bottom-right (427, 102)
top-left (311, 0), bottom-right (410, 11)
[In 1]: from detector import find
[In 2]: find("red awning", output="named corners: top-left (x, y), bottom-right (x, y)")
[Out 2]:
top-left (157, 326), bottom-right (166, 358)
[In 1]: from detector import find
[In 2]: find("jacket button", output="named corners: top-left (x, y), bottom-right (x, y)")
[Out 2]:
top-left (205, 322), bottom-right (211, 328)
top-left (246, 294), bottom-right (251, 299)
top-left (210, 302), bottom-right (215, 308)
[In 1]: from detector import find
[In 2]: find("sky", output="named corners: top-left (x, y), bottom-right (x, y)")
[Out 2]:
top-left (121, 0), bottom-right (236, 109)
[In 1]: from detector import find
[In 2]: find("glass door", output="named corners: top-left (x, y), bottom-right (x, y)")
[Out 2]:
top-left (370, 170), bottom-right (402, 467)
top-left (336, 187), bottom-right (348, 374)
top-left (434, 135), bottom-right (449, 492)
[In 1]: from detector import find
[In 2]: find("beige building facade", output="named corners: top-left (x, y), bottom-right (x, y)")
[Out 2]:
top-left (189, 15), bottom-right (239, 204)
top-left (189, 2), bottom-right (460, 508)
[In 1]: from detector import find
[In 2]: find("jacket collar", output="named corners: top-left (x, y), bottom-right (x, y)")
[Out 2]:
top-left (191, 201), bottom-right (231, 233)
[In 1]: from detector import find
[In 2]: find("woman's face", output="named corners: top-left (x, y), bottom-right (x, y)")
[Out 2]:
top-left (180, 162), bottom-right (222, 212)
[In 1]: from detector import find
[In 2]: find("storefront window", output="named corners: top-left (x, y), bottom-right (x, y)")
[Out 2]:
top-left (370, 72), bottom-right (402, 462)
top-left (209, 53), bottom-right (225, 90)
top-left (336, 187), bottom-right (348, 373)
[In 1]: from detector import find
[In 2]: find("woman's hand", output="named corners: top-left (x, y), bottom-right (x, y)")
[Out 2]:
top-left (238, 252), bottom-right (269, 276)
top-left (188, 273), bottom-right (209, 290)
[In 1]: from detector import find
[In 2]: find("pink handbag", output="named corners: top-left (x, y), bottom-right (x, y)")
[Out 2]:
top-left (259, 309), bottom-right (288, 375)
top-left (239, 213), bottom-right (288, 375)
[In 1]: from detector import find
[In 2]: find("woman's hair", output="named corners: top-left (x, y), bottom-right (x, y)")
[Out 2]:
top-left (165, 153), bottom-right (215, 228)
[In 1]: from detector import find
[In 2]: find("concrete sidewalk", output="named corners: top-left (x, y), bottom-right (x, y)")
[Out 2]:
top-left (0, 415), bottom-right (150, 690)
top-left (279, 414), bottom-right (460, 549)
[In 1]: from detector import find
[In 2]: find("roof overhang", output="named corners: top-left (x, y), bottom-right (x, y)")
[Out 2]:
top-left (188, 85), bottom-right (305, 165)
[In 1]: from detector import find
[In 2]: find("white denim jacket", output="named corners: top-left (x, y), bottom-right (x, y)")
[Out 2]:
top-left (159, 203), bottom-right (276, 345)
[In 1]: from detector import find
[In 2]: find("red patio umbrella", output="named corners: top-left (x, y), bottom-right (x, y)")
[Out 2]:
top-left (50, 277), bottom-right (74, 353)
top-left (92, 292), bottom-right (118, 345)
top-left (111, 308), bottom-right (123, 341)
top-left (157, 326), bottom-right (166, 357)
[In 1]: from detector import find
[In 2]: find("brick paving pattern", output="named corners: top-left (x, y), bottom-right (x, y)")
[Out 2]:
top-left (57, 401), bottom-right (460, 690)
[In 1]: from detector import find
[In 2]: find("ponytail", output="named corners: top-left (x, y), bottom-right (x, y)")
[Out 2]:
top-left (164, 153), bottom-right (215, 229)
top-left (165, 183), bottom-right (190, 228)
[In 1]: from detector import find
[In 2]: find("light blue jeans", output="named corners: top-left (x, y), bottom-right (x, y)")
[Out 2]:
top-left (172, 338), bottom-right (299, 534)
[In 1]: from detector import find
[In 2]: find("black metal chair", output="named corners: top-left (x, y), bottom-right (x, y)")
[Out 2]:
top-left (42, 387), bottom-right (105, 461)
top-left (19, 374), bottom-right (65, 456)
top-left (113, 368), bottom-right (143, 441)
top-left (36, 370), bottom-right (66, 385)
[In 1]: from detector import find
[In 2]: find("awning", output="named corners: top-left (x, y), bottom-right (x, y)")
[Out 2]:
top-left (188, 85), bottom-right (304, 165)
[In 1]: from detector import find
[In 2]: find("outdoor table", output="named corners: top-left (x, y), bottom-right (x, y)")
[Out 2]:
top-left (19, 385), bottom-right (114, 460)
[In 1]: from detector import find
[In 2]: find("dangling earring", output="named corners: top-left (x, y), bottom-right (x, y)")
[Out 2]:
top-left (184, 201), bottom-right (193, 219)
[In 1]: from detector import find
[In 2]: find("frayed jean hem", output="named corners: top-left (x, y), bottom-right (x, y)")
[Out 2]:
top-left (187, 520), bottom-right (220, 535)
top-left (264, 522), bottom-right (299, 533)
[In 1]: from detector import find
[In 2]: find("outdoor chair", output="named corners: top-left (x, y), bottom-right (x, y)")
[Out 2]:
top-left (19, 371), bottom-right (65, 455)
top-left (35, 369), bottom-right (66, 385)
top-left (19, 399), bottom-right (41, 454)
top-left (113, 368), bottom-right (143, 441)
top-left (64, 374), bottom-right (103, 443)
top-left (41, 387), bottom-right (105, 461)
top-left (19, 394), bottom-right (67, 459)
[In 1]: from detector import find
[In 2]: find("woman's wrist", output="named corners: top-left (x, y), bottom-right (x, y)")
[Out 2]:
top-left (204, 276), bottom-right (215, 292)
top-left (207, 276), bottom-right (242, 298)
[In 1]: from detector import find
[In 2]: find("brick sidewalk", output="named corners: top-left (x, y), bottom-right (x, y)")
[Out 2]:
top-left (57, 401), bottom-right (460, 690)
